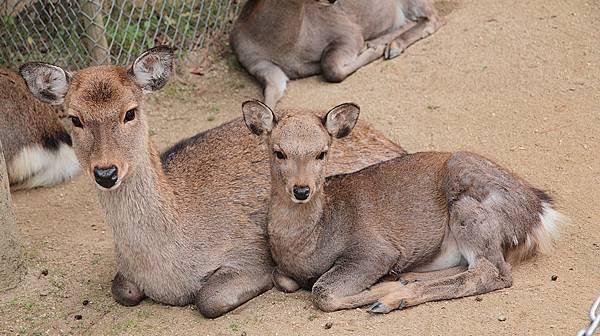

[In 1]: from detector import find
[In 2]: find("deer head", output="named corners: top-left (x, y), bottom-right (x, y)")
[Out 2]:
top-left (243, 100), bottom-right (359, 203)
top-left (20, 46), bottom-right (174, 190)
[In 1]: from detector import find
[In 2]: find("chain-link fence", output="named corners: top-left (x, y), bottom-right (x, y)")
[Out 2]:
top-left (0, 0), bottom-right (240, 70)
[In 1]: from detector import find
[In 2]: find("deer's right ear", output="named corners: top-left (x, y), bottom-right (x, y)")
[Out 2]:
top-left (129, 45), bottom-right (174, 92)
top-left (242, 100), bottom-right (276, 136)
top-left (19, 62), bottom-right (71, 105)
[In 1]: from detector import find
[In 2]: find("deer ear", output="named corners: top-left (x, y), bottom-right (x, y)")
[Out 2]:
top-left (322, 103), bottom-right (360, 138)
top-left (242, 100), bottom-right (276, 136)
top-left (19, 62), bottom-right (71, 105)
top-left (129, 45), bottom-right (174, 92)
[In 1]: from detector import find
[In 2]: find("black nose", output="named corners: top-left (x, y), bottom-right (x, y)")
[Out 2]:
top-left (293, 186), bottom-right (311, 201)
top-left (94, 165), bottom-right (118, 189)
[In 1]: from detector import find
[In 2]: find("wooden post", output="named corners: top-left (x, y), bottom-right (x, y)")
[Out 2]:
top-left (0, 139), bottom-right (24, 291)
top-left (80, 0), bottom-right (110, 65)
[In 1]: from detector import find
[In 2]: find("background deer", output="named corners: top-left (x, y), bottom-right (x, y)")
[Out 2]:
top-left (230, 0), bottom-right (443, 108)
top-left (0, 67), bottom-right (79, 190)
top-left (243, 101), bottom-right (562, 313)
top-left (19, 47), bottom-right (405, 318)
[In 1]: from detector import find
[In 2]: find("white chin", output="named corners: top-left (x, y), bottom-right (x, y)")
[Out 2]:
top-left (95, 179), bottom-right (122, 191)
top-left (290, 197), bottom-right (310, 204)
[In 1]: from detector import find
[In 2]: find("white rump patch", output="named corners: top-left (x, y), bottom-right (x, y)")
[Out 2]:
top-left (8, 144), bottom-right (80, 190)
top-left (534, 202), bottom-right (564, 253)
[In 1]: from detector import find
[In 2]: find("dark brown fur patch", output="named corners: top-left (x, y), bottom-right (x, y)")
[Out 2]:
top-left (83, 80), bottom-right (116, 103)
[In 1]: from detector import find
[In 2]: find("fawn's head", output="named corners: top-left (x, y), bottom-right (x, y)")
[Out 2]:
top-left (20, 46), bottom-right (173, 190)
top-left (243, 100), bottom-right (359, 203)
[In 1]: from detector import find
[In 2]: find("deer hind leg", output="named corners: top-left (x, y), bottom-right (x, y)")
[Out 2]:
top-left (370, 195), bottom-right (513, 313)
top-left (384, 1), bottom-right (444, 60)
top-left (383, 265), bottom-right (468, 283)
top-left (249, 60), bottom-right (289, 109)
top-left (194, 265), bottom-right (273, 318)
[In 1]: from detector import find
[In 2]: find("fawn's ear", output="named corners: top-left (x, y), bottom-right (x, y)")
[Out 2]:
top-left (242, 100), bottom-right (277, 136)
top-left (19, 62), bottom-right (71, 105)
top-left (322, 103), bottom-right (360, 138)
top-left (129, 45), bottom-right (174, 92)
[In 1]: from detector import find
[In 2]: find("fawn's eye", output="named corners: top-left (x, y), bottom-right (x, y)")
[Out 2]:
top-left (316, 151), bottom-right (327, 160)
top-left (274, 151), bottom-right (286, 160)
top-left (124, 108), bottom-right (137, 123)
top-left (70, 116), bottom-right (83, 128)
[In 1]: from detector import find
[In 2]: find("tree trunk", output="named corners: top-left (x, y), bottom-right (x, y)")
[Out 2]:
top-left (0, 139), bottom-right (24, 291)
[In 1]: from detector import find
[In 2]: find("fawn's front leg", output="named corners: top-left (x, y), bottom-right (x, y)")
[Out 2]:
top-left (310, 246), bottom-right (399, 312)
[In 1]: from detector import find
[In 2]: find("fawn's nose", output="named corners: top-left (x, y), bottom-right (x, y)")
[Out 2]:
top-left (93, 165), bottom-right (118, 189)
top-left (293, 186), bottom-right (311, 201)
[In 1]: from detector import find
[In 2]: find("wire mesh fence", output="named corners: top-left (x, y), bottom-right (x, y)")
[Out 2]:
top-left (0, 0), bottom-right (240, 70)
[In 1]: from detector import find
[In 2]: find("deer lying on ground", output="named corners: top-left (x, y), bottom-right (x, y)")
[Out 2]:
top-left (0, 67), bottom-right (79, 190)
top-left (230, 0), bottom-right (443, 108)
top-left (243, 100), bottom-right (562, 313)
top-left (19, 47), bottom-right (405, 318)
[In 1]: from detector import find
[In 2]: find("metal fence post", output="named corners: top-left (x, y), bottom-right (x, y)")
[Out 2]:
top-left (80, 0), bottom-right (110, 65)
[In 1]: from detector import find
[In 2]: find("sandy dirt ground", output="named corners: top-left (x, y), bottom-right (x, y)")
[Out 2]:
top-left (1, 0), bottom-right (599, 335)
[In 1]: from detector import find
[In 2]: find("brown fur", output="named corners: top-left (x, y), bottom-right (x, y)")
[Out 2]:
top-left (230, 0), bottom-right (443, 108)
top-left (19, 48), bottom-right (405, 318)
top-left (0, 67), bottom-right (78, 190)
top-left (244, 103), bottom-right (561, 313)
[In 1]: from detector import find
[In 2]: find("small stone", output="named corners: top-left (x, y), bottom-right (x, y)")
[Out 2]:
top-left (324, 322), bottom-right (333, 329)
top-left (240, 332), bottom-right (247, 336)
top-left (475, 296), bottom-right (483, 302)
top-left (498, 315), bottom-right (506, 322)
top-left (82, 299), bottom-right (90, 306)
top-left (551, 275), bottom-right (558, 281)
top-left (41, 269), bottom-right (49, 276)
top-left (74, 314), bottom-right (83, 320)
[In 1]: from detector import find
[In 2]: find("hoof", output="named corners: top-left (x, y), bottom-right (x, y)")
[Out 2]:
top-left (384, 46), bottom-right (403, 60)
top-left (111, 273), bottom-right (144, 307)
top-left (369, 301), bottom-right (392, 314)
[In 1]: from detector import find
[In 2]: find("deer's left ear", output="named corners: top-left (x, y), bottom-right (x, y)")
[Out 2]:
top-left (322, 103), bottom-right (360, 138)
top-left (19, 62), bottom-right (71, 105)
top-left (242, 100), bottom-right (277, 136)
top-left (129, 45), bottom-right (174, 92)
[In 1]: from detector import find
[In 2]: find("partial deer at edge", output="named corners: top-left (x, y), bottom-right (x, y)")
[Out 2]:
top-left (0, 67), bottom-right (79, 190)
top-left (243, 100), bottom-right (563, 313)
top-left (19, 47), bottom-right (405, 318)
top-left (231, 0), bottom-right (443, 108)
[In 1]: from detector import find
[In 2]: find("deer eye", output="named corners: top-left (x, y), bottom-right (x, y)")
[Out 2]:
top-left (316, 151), bottom-right (327, 160)
top-left (274, 151), bottom-right (286, 160)
top-left (124, 108), bottom-right (137, 123)
top-left (70, 116), bottom-right (83, 128)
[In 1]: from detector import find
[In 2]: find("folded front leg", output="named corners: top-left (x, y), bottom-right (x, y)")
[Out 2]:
top-left (311, 247), bottom-right (398, 312)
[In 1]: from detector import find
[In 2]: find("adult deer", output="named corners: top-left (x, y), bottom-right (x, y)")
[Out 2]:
top-left (0, 67), bottom-right (79, 190)
top-left (19, 47), bottom-right (405, 317)
top-left (230, 0), bottom-right (443, 108)
top-left (243, 100), bottom-right (562, 313)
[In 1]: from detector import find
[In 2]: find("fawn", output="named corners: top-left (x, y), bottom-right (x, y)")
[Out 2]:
top-left (231, 0), bottom-right (443, 108)
top-left (243, 100), bottom-right (562, 313)
top-left (0, 67), bottom-right (79, 190)
top-left (20, 47), bottom-right (405, 317)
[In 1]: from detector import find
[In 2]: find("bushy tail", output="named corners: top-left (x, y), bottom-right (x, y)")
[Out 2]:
top-left (505, 189), bottom-right (565, 264)
top-left (8, 144), bottom-right (80, 191)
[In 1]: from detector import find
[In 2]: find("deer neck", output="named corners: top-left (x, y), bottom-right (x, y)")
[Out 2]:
top-left (268, 181), bottom-right (327, 253)
top-left (246, 0), bottom-right (305, 48)
top-left (96, 141), bottom-right (178, 243)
